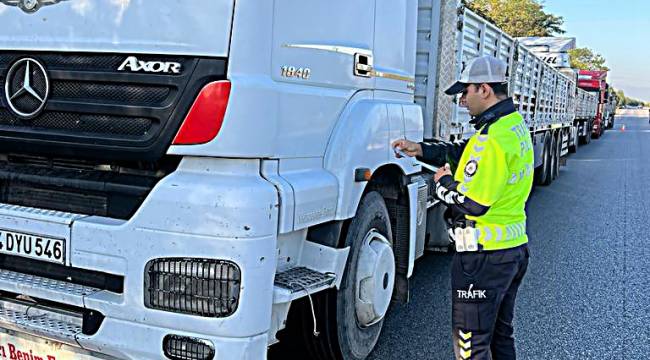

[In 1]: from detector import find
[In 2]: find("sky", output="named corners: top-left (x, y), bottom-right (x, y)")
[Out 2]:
top-left (543, 0), bottom-right (650, 101)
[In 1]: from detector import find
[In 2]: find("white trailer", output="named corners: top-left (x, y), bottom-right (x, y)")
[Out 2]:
top-left (517, 37), bottom-right (601, 150)
top-left (0, 1), bottom-right (600, 359)
top-left (574, 86), bottom-right (600, 146)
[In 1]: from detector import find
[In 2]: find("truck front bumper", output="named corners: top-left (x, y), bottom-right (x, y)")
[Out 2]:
top-left (79, 318), bottom-right (268, 360)
top-left (0, 158), bottom-right (280, 359)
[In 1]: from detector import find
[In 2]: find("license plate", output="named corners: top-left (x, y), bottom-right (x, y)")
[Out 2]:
top-left (0, 229), bottom-right (65, 265)
top-left (0, 330), bottom-right (105, 360)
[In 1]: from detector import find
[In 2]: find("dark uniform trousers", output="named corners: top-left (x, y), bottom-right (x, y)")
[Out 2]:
top-left (452, 245), bottom-right (529, 360)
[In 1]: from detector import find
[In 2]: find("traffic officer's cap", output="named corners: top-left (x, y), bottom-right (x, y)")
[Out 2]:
top-left (445, 55), bottom-right (509, 95)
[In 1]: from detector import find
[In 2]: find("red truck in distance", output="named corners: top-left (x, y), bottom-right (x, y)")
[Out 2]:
top-left (577, 70), bottom-right (610, 137)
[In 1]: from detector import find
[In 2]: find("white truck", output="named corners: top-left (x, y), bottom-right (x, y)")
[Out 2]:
top-left (0, 1), bottom-right (599, 360)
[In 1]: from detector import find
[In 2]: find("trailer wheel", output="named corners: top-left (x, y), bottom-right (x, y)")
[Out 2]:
top-left (569, 127), bottom-right (578, 153)
top-left (294, 191), bottom-right (394, 360)
top-left (592, 128), bottom-right (600, 139)
top-left (581, 122), bottom-right (593, 145)
top-left (544, 135), bottom-right (556, 186)
top-left (535, 135), bottom-right (552, 186)
top-left (579, 121), bottom-right (592, 145)
top-left (552, 133), bottom-right (561, 180)
top-left (547, 134), bottom-right (557, 182)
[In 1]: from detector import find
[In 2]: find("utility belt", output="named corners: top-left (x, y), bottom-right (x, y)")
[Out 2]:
top-left (448, 218), bottom-right (528, 252)
top-left (448, 219), bottom-right (478, 253)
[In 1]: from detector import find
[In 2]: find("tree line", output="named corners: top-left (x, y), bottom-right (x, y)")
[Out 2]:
top-left (613, 89), bottom-right (649, 108)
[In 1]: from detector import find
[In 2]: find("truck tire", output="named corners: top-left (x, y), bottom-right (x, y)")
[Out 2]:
top-left (548, 135), bottom-right (556, 181)
top-left (584, 125), bottom-right (593, 145)
top-left (296, 191), bottom-right (395, 360)
top-left (579, 121), bottom-right (592, 145)
top-left (569, 127), bottom-right (578, 153)
top-left (592, 129), bottom-right (600, 139)
top-left (535, 135), bottom-right (552, 186)
top-left (543, 135), bottom-right (555, 185)
top-left (552, 133), bottom-right (561, 180)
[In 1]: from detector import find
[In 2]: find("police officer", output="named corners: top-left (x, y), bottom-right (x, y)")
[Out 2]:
top-left (393, 55), bottom-right (533, 360)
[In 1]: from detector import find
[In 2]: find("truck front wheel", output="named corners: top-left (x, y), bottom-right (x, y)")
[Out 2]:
top-left (292, 191), bottom-right (395, 360)
top-left (336, 191), bottom-right (394, 359)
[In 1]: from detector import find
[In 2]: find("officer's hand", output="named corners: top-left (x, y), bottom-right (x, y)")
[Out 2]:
top-left (434, 163), bottom-right (452, 182)
top-left (392, 139), bottom-right (422, 158)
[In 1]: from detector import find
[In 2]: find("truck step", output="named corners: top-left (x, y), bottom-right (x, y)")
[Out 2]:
top-left (275, 267), bottom-right (335, 293)
top-left (273, 267), bottom-right (335, 303)
top-left (0, 298), bottom-right (82, 345)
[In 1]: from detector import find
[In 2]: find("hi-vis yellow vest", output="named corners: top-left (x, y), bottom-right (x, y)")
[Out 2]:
top-left (455, 112), bottom-right (534, 251)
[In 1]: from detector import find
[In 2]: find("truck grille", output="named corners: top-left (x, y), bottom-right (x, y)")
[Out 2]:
top-left (52, 81), bottom-right (171, 106)
top-left (0, 52), bottom-right (227, 162)
top-left (0, 109), bottom-right (153, 137)
top-left (0, 52), bottom-right (226, 218)
top-left (0, 155), bottom-right (180, 219)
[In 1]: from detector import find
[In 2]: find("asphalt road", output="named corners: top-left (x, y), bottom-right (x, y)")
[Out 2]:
top-left (366, 110), bottom-right (650, 359)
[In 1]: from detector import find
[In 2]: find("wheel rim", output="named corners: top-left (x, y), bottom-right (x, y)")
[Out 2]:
top-left (355, 229), bottom-right (395, 328)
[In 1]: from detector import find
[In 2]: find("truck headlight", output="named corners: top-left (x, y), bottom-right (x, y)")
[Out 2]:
top-left (145, 258), bottom-right (241, 317)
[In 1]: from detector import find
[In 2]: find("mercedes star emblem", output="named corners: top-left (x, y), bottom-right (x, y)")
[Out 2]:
top-left (4, 58), bottom-right (50, 119)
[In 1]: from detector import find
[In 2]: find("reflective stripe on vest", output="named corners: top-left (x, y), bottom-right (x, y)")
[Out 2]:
top-left (475, 221), bottom-right (527, 243)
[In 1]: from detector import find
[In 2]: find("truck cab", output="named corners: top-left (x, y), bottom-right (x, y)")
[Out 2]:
top-left (577, 69), bottom-right (609, 137)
